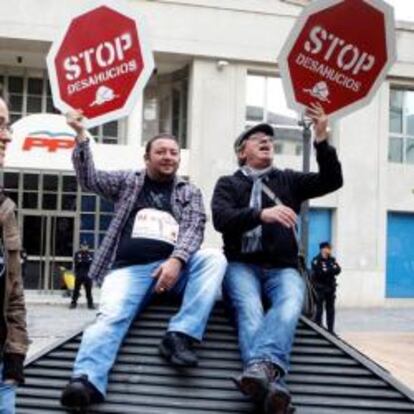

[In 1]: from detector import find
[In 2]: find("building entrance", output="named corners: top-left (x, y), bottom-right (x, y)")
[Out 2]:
top-left (22, 213), bottom-right (75, 290)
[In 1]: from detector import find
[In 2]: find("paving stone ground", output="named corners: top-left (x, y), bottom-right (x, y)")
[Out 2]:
top-left (336, 308), bottom-right (414, 391)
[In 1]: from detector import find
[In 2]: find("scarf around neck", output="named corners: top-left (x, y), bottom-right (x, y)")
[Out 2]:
top-left (240, 165), bottom-right (273, 253)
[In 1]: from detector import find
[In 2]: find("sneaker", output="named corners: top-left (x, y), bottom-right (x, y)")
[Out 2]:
top-left (69, 302), bottom-right (77, 309)
top-left (233, 361), bottom-right (278, 403)
top-left (264, 380), bottom-right (293, 414)
top-left (60, 375), bottom-right (103, 408)
top-left (88, 304), bottom-right (96, 310)
top-left (159, 332), bottom-right (198, 367)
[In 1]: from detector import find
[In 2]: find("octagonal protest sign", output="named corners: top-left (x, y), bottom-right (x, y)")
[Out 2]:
top-left (47, 0), bottom-right (154, 128)
top-left (278, 0), bottom-right (396, 121)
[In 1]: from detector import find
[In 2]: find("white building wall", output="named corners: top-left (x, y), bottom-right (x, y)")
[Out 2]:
top-left (335, 85), bottom-right (389, 307)
top-left (187, 59), bottom-right (247, 247)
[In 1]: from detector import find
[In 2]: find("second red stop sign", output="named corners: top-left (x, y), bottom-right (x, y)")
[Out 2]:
top-left (278, 0), bottom-right (396, 121)
top-left (47, 1), bottom-right (154, 128)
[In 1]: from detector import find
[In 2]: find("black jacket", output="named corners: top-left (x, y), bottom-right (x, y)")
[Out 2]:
top-left (311, 254), bottom-right (341, 288)
top-left (74, 250), bottom-right (93, 278)
top-left (211, 140), bottom-right (343, 268)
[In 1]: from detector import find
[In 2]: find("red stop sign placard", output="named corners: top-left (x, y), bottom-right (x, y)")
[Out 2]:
top-left (278, 0), bottom-right (396, 120)
top-left (47, 1), bottom-right (154, 128)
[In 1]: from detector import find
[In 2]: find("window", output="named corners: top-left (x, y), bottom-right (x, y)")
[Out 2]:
top-left (142, 68), bottom-right (189, 148)
top-left (0, 70), bottom-right (125, 144)
top-left (4, 170), bottom-right (115, 251)
top-left (8, 76), bottom-right (25, 124)
top-left (4, 172), bottom-right (19, 205)
top-left (80, 192), bottom-right (97, 249)
top-left (61, 175), bottom-right (77, 212)
top-left (79, 190), bottom-right (116, 251)
top-left (389, 88), bottom-right (414, 164)
top-left (0, 73), bottom-right (59, 124)
top-left (23, 173), bottom-right (39, 209)
top-left (171, 82), bottom-right (188, 148)
top-left (41, 174), bottom-right (58, 210)
top-left (246, 74), bottom-right (302, 156)
top-left (27, 77), bottom-right (44, 114)
top-left (89, 120), bottom-right (126, 144)
top-left (98, 199), bottom-right (114, 245)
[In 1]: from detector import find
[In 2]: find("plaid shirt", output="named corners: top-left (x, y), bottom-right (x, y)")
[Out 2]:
top-left (72, 141), bottom-right (206, 285)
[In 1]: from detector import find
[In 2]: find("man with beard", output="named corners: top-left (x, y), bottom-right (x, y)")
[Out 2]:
top-left (61, 111), bottom-right (227, 409)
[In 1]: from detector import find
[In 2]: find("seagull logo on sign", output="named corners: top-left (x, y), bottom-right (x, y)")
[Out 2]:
top-left (303, 81), bottom-right (331, 103)
top-left (90, 85), bottom-right (119, 107)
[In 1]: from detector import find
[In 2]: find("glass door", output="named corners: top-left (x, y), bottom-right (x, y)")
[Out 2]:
top-left (22, 214), bottom-right (46, 289)
top-left (22, 213), bottom-right (75, 291)
top-left (49, 216), bottom-right (75, 291)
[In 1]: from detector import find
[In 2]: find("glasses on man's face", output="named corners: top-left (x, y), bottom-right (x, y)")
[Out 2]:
top-left (247, 134), bottom-right (273, 143)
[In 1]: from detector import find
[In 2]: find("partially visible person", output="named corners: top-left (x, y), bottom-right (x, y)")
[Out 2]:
top-left (70, 242), bottom-right (95, 310)
top-left (311, 242), bottom-right (341, 334)
top-left (212, 102), bottom-right (343, 414)
top-left (0, 96), bottom-right (29, 414)
top-left (60, 110), bottom-right (226, 410)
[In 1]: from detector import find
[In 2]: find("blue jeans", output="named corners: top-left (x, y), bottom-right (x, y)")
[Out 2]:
top-left (0, 364), bottom-right (16, 414)
top-left (73, 249), bottom-right (227, 396)
top-left (224, 263), bottom-right (305, 375)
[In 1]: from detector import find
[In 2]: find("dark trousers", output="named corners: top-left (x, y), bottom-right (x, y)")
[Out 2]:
top-left (71, 274), bottom-right (94, 306)
top-left (314, 287), bottom-right (336, 333)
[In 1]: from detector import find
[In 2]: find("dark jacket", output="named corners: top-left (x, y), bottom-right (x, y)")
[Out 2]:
top-left (212, 140), bottom-right (343, 268)
top-left (311, 254), bottom-right (341, 289)
top-left (0, 196), bottom-right (29, 384)
top-left (74, 250), bottom-right (93, 278)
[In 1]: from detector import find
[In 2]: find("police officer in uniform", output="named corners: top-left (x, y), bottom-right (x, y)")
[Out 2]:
top-left (70, 241), bottom-right (95, 309)
top-left (311, 242), bottom-right (341, 333)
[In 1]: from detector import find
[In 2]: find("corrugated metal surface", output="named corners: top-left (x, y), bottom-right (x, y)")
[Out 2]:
top-left (17, 303), bottom-right (414, 413)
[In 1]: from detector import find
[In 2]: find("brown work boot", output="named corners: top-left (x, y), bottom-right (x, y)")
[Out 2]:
top-left (233, 361), bottom-right (278, 403)
top-left (264, 380), bottom-right (294, 414)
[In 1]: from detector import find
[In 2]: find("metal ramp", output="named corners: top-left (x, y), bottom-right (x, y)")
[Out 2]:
top-left (16, 303), bottom-right (414, 413)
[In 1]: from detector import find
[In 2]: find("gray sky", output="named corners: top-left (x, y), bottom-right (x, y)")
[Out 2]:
top-left (386, 0), bottom-right (414, 22)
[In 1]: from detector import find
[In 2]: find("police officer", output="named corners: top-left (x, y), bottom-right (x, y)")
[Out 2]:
top-left (70, 241), bottom-right (95, 310)
top-left (311, 242), bottom-right (341, 334)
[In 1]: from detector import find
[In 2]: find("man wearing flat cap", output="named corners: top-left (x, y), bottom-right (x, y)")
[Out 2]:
top-left (211, 103), bottom-right (343, 413)
top-left (311, 241), bottom-right (341, 334)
